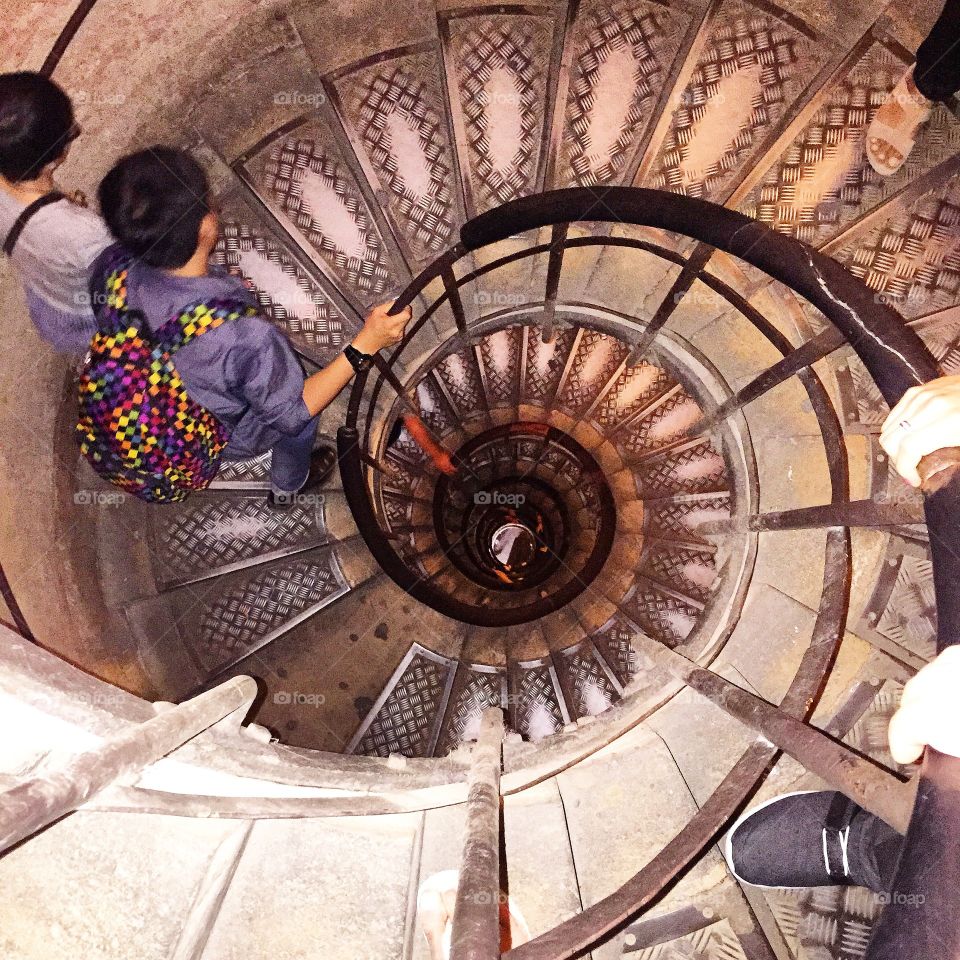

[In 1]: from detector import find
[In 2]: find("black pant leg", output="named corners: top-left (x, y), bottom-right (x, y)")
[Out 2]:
top-left (914, 0), bottom-right (960, 101)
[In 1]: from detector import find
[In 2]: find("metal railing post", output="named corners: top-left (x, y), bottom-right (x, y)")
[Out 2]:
top-left (450, 707), bottom-right (505, 960)
top-left (0, 675), bottom-right (257, 854)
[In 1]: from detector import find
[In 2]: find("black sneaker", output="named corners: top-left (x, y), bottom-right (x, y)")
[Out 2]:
top-left (266, 444), bottom-right (338, 511)
top-left (724, 790), bottom-right (900, 891)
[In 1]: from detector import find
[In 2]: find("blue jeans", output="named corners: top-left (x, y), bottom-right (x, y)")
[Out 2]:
top-left (220, 415), bottom-right (320, 495)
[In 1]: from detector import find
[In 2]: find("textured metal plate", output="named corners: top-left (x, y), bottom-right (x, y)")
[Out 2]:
top-left (593, 360), bottom-right (671, 430)
top-left (915, 306), bottom-right (960, 371)
top-left (415, 374), bottom-right (461, 441)
top-left (834, 357), bottom-right (889, 432)
top-left (802, 885), bottom-right (880, 959)
top-left (436, 663), bottom-right (506, 756)
top-left (863, 545), bottom-right (938, 664)
top-left (329, 46), bottom-right (459, 264)
top-left (212, 221), bottom-right (349, 364)
top-left (251, 119), bottom-right (394, 302)
top-left (634, 439), bottom-right (729, 498)
top-left (739, 42), bottom-right (960, 246)
top-left (557, 641), bottom-right (622, 718)
top-left (349, 643), bottom-right (456, 757)
top-left (521, 323), bottom-right (578, 405)
top-left (510, 658), bottom-right (568, 740)
top-left (644, 0), bottom-right (822, 200)
top-left (556, 0), bottom-right (690, 188)
top-left (211, 452), bottom-right (273, 488)
top-left (176, 552), bottom-right (348, 674)
top-left (842, 679), bottom-right (912, 774)
top-left (643, 493), bottom-right (731, 542)
top-left (433, 348), bottom-right (488, 421)
top-left (446, 12), bottom-right (556, 211)
top-left (623, 579), bottom-right (700, 646)
top-left (642, 543), bottom-right (717, 604)
top-left (621, 388), bottom-right (704, 458)
top-left (833, 171), bottom-right (960, 319)
top-left (628, 917), bottom-right (750, 959)
top-left (593, 618), bottom-right (646, 685)
top-left (152, 494), bottom-right (324, 587)
top-left (556, 328), bottom-right (630, 414)
top-left (477, 327), bottom-right (523, 410)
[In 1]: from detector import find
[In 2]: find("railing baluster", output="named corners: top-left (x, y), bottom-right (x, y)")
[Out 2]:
top-left (542, 223), bottom-right (568, 344)
top-left (0, 676), bottom-right (257, 855)
top-left (450, 707), bottom-right (505, 960)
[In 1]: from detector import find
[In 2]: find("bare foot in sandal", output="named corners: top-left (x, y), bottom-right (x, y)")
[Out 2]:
top-left (867, 65), bottom-right (933, 176)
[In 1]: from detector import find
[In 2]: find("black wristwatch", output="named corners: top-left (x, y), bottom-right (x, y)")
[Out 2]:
top-left (344, 344), bottom-right (373, 373)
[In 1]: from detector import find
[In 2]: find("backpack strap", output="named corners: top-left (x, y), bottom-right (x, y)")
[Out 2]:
top-left (154, 297), bottom-right (259, 356)
top-left (3, 191), bottom-right (66, 256)
top-left (89, 248), bottom-right (138, 335)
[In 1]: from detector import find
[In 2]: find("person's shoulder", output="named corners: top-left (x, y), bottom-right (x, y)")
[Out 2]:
top-left (89, 242), bottom-right (129, 281)
top-left (40, 197), bottom-right (111, 239)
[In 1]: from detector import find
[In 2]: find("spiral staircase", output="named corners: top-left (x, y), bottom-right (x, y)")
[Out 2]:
top-left (3, 0), bottom-right (960, 958)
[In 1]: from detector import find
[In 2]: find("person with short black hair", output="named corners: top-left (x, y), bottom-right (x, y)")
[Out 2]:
top-left (92, 147), bottom-right (409, 507)
top-left (0, 72), bottom-right (112, 352)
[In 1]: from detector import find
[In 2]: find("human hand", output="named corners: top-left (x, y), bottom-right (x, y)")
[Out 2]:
top-left (880, 375), bottom-right (960, 487)
top-left (352, 300), bottom-right (412, 354)
top-left (889, 646), bottom-right (960, 764)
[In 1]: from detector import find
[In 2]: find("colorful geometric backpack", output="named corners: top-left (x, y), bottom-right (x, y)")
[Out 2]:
top-left (76, 250), bottom-right (258, 503)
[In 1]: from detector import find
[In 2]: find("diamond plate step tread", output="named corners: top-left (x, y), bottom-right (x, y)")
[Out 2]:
top-left (642, 0), bottom-right (830, 202)
top-left (476, 326), bottom-right (524, 411)
top-left (738, 39), bottom-right (960, 247)
top-left (556, 328), bottom-right (631, 416)
top-left (643, 494), bottom-right (732, 544)
top-left (555, 0), bottom-right (693, 189)
top-left (625, 917), bottom-right (750, 959)
top-left (148, 492), bottom-right (329, 589)
top-left (211, 210), bottom-right (353, 368)
top-left (592, 360), bottom-right (673, 433)
top-left (555, 638), bottom-right (624, 720)
top-left (325, 43), bottom-right (462, 266)
top-left (592, 616), bottom-right (647, 687)
top-left (619, 388), bottom-right (705, 460)
top-left (435, 661), bottom-right (507, 757)
top-left (521, 324), bottom-right (578, 405)
top-left (509, 656), bottom-right (570, 741)
top-left (133, 546), bottom-right (354, 679)
top-left (623, 577), bottom-right (702, 647)
top-left (209, 452), bottom-right (273, 490)
top-left (347, 642), bottom-right (458, 757)
top-left (633, 439), bottom-right (729, 499)
top-left (240, 112), bottom-right (401, 306)
top-left (861, 537), bottom-right (937, 664)
top-left (640, 541), bottom-right (719, 606)
top-left (830, 169), bottom-right (960, 319)
top-left (442, 9), bottom-right (559, 212)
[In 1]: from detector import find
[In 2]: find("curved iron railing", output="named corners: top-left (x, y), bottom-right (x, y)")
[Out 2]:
top-left (339, 186), bottom-right (960, 960)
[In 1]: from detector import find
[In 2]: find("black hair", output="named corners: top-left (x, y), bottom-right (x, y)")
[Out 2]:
top-left (97, 147), bottom-right (212, 269)
top-left (0, 72), bottom-right (76, 182)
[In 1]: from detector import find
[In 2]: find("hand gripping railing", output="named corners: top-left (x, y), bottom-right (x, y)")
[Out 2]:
top-left (339, 187), bottom-right (960, 960)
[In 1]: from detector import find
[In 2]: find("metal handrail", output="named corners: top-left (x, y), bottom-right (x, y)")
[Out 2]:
top-left (339, 186), bottom-right (960, 960)
top-left (0, 675), bottom-right (257, 855)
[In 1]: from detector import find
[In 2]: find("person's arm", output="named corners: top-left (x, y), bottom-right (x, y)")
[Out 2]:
top-left (302, 300), bottom-right (411, 417)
